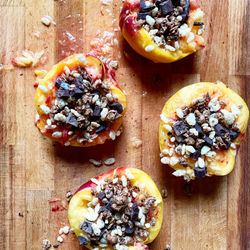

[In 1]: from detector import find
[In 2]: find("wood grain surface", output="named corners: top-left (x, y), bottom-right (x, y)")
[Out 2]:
top-left (0, 0), bottom-right (249, 249)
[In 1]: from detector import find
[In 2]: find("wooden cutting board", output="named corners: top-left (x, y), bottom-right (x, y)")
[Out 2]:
top-left (0, 0), bottom-right (249, 249)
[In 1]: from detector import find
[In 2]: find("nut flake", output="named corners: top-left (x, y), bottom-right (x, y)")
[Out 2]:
top-left (208, 97), bottom-right (221, 112)
top-left (145, 45), bottom-right (155, 52)
top-left (89, 159), bottom-right (102, 167)
top-left (57, 236), bottom-right (63, 243)
top-left (185, 113), bottom-right (196, 126)
top-left (40, 104), bottom-right (51, 114)
top-left (169, 156), bottom-right (179, 166)
top-left (104, 157), bottom-right (116, 166)
top-left (41, 16), bottom-right (52, 26)
top-left (38, 85), bottom-right (48, 94)
top-left (42, 239), bottom-right (51, 250)
top-left (172, 169), bottom-right (186, 177)
top-left (109, 130), bottom-right (116, 140)
top-left (176, 108), bottom-right (184, 118)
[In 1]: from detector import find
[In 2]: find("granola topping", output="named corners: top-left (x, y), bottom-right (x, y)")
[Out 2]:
top-left (161, 92), bottom-right (241, 179)
top-left (136, 0), bottom-right (204, 51)
top-left (41, 64), bottom-right (124, 144)
top-left (79, 170), bottom-right (159, 249)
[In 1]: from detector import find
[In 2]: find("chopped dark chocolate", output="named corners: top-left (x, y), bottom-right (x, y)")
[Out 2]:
top-left (159, 0), bottom-right (174, 16)
top-left (194, 167), bottom-right (207, 178)
top-left (172, 121), bottom-right (188, 136)
top-left (92, 106), bottom-right (101, 119)
top-left (193, 21), bottom-right (204, 26)
top-left (70, 87), bottom-right (83, 97)
top-left (214, 124), bottom-right (229, 137)
top-left (204, 136), bottom-right (213, 146)
top-left (98, 191), bottom-right (106, 200)
top-left (130, 202), bottom-right (139, 221)
top-left (140, 0), bottom-right (146, 8)
top-left (155, 0), bottom-right (164, 7)
top-left (55, 79), bottom-right (69, 89)
top-left (90, 240), bottom-right (98, 247)
top-left (80, 220), bottom-right (93, 235)
top-left (60, 82), bottom-right (70, 90)
top-left (99, 201), bottom-right (114, 213)
top-left (95, 123), bottom-right (107, 134)
top-left (195, 123), bottom-right (203, 136)
top-left (109, 102), bottom-right (123, 114)
top-left (140, 5), bottom-right (155, 13)
top-left (66, 113), bottom-right (78, 127)
top-left (190, 149), bottom-right (201, 159)
top-left (125, 223), bottom-right (136, 235)
top-left (56, 89), bottom-right (70, 99)
top-left (179, 0), bottom-right (190, 23)
top-left (137, 12), bottom-right (150, 20)
top-left (229, 130), bottom-right (240, 140)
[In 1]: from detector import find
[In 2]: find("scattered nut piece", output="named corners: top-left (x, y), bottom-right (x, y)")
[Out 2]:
top-left (104, 157), bottom-right (116, 166)
top-left (89, 159), bottom-right (102, 167)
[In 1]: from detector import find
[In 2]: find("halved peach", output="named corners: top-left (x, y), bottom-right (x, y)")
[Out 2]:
top-left (159, 81), bottom-right (249, 179)
top-left (119, 0), bottom-right (205, 63)
top-left (35, 54), bottom-right (127, 146)
top-left (68, 167), bottom-right (163, 249)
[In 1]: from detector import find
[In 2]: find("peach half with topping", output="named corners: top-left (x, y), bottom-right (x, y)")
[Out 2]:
top-left (159, 81), bottom-right (249, 180)
top-left (68, 167), bottom-right (163, 249)
top-left (35, 54), bottom-right (127, 146)
top-left (119, 0), bottom-right (205, 63)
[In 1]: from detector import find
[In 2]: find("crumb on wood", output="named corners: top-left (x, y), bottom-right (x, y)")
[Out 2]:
top-left (130, 137), bottom-right (142, 148)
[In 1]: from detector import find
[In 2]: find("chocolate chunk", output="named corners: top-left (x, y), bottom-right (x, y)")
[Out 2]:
top-left (70, 88), bottom-right (83, 97)
top-left (53, 244), bottom-right (59, 248)
top-left (98, 228), bottom-right (106, 241)
top-left (55, 79), bottom-right (65, 89)
top-left (194, 167), bottom-right (207, 178)
top-left (99, 201), bottom-right (113, 213)
top-left (56, 89), bottom-right (70, 99)
top-left (80, 220), bottom-right (93, 235)
top-left (229, 130), bottom-right (240, 140)
top-left (66, 113), bottom-right (78, 127)
top-left (140, 0), bottom-right (146, 8)
top-left (172, 121), bottom-right (188, 136)
top-left (90, 241), bottom-right (98, 248)
top-left (204, 136), bottom-right (213, 146)
top-left (195, 123), bottom-right (203, 136)
top-left (61, 82), bottom-right (70, 90)
top-left (214, 124), bottom-right (229, 137)
top-left (98, 191), bottom-right (106, 200)
top-left (137, 12), bottom-right (150, 20)
top-left (155, 0), bottom-right (164, 7)
top-left (95, 123), bottom-right (106, 134)
top-left (190, 149), bottom-right (201, 159)
top-left (180, 0), bottom-right (190, 23)
top-left (140, 5), bottom-right (155, 13)
top-left (176, 136), bottom-right (185, 143)
top-left (109, 102), bottom-right (123, 114)
top-left (160, 0), bottom-right (174, 16)
top-left (92, 106), bottom-right (101, 119)
top-left (130, 202), bottom-right (139, 221)
top-left (193, 22), bottom-right (204, 26)
top-left (125, 223), bottom-right (135, 235)
top-left (74, 76), bottom-right (84, 89)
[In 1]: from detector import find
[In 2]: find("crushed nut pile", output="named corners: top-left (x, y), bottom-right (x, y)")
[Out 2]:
top-left (39, 62), bottom-right (124, 145)
top-left (136, 0), bottom-right (204, 51)
top-left (78, 169), bottom-right (160, 249)
top-left (160, 92), bottom-right (242, 179)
